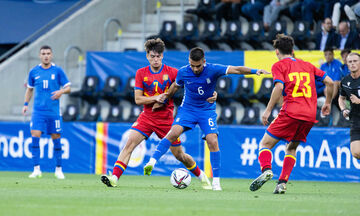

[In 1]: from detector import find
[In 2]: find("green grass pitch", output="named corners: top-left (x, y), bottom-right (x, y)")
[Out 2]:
top-left (0, 171), bottom-right (359, 216)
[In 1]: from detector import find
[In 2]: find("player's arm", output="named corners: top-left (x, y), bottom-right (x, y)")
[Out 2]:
top-left (321, 76), bottom-right (334, 115)
top-left (262, 82), bottom-right (283, 125)
top-left (22, 87), bottom-right (34, 115)
top-left (156, 82), bottom-right (181, 103)
top-left (338, 95), bottom-right (350, 119)
top-left (134, 89), bottom-right (163, 105)
top-left (227, 66), bottom-right (269, 75)
top-left (51, 85), bottom-right (71, 100)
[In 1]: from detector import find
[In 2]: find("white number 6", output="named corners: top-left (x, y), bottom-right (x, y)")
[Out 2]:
top-left (198, 86), bottom-right (204, 95)
top-left (208, 118), bottom-right (214, 127)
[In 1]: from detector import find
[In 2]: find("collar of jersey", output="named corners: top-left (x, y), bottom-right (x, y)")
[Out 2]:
top-left (149, 64), bottom-right (164, 74)
top-left (283, 57), bottom-right (296, 61)
top-left (38, 63), bottom-right (55, 70)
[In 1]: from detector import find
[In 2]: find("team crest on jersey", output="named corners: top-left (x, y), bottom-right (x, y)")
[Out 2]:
top-left (51, 74), bottom-right (55, 80)
top-left (206, 78), bottom-right (211, 84)
top-left (144, 77), bottom-right (148, 81)
top-left (163, 74), bottom-right (169, 81)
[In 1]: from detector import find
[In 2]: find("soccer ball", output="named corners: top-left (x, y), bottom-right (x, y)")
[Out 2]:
top-left (170, 168), bottom-right (191, 189)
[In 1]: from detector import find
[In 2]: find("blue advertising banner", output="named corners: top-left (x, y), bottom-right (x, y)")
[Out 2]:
top-left (0, 122), bottom-right (358, 182)
top-left (86, 51), bottom-right (245, 92)
top-left (0, 122), bottom-right (96, 174)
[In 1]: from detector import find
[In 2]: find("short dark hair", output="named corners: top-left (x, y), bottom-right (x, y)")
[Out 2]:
top-left (40, 45), bottom-right (52, 51)
top-left (189, 47), bottom-right (204, 61)
top-left (273, 34), bottom-right (294, 55)
top-left (144, 38), bottom-right (165, 54)
top-left (324, 47), bottom-right (334, 53)
top-left (341, 49), bottom-right (351, 56)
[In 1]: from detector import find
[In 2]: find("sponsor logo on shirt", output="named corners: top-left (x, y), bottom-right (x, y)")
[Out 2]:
top-left (163, 74), bottom-right (168, 81)
top-left (35, 76), bottom-right (40, 80)
top-left (186, 81), bottom-right (193, 84)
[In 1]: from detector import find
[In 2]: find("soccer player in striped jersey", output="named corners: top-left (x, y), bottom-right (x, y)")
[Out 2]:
top-left (101, 39), bottom-right (215, 189)
top-left (23, 45), bottom-right (71, 179)
top-left (249, 34), bottom-right (334, 194)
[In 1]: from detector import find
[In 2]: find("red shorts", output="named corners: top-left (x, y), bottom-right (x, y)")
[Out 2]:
top-left (131, 113), bottom-right (181, 146)
top-left (267, 112), bottom-right (314, 143)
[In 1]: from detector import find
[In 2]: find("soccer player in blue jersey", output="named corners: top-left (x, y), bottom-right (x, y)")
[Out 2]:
top-left (22, 45), bottom-right (71, 179)
top-left (144, 47), bottom-right (269, 190)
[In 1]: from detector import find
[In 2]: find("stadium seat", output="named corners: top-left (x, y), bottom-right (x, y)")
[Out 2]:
top-left (233, 77), bottom-right (255, 106)
top-left (62, 104), bottom-right (79, 121)
top-left (105, 105), bottom-right (124, 122)
top-left (80, 104), bottom-right (101, 122)
top-left (244, 21), bottom-right (266, 49)
top-left (218, 106), bottom-right (236, 125)
top-left (177, 20), bottom-right (199, 49)
top-left (256, 78), bottom-right (273, 104)
top-left (127, 104), bottom-right (142, 122)
top-left (264, 20), bottom-right (287, 49)
top-left (315, 108), bottom-right (331, 127)
top-left (158, 20), bottom-right (178, 50)
top-left (240, 106), bottom-right (260, 125)
top-left (121, 76), bottom-right (136, 102)
top-left (70, 76), bottom-right (99, 104)
top-left (291, 21), bottom-right (312, 50)
top-left (215, 76), bottom-right (232, 105)
top-left (198, 21), bottom-right (223, 50)
top-left (99, 76), bottom-right (122, 105)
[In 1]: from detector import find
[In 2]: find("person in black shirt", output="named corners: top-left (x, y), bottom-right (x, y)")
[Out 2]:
top-left (338, 52), bottom-right (360, 159)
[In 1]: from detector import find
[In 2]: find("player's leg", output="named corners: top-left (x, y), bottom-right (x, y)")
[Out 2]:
top-left (249, 133), bottom-right (279, 191)
top-left (144, 125), bottom-right (184, 175)
top-left (350, 128), bottom-right (360, 159)
top-left (170, 146), bottom-right (212, 190)
top-left (273, 141), bottom-right (299, 194)
top-left (205, 133), bottom-right (223, 191)
top-left (47, 116), bottom-right (65, 179)
top-left (29, 114), bottom-right (45, 178)
top-left (102, 129), bottom-right (146, 187)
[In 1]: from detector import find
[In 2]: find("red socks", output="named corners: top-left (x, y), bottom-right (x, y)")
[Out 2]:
top-left (113, 160), bottom-right (127, 179)
top-left (258, 148), bottom-right (272, 172)
top-left (279, 155), bottom-right (296, 183)
top-left (187, 163), bottom-right (201, 177)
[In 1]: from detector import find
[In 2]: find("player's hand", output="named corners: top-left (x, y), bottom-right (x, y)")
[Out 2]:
top-left (321, 103), bottom-right (331, 116)
top-left (341, 109), bottom-right (350, 120)
top-left (206, 91), bottom-right (217, 103)
top-left (256, 69), bottom-right (270, 75)
top-left (350, 94), bottom-right (360, 104)
top-left (51, 90), bottom-right (63, 100)
top-left (262, 109), bottom-right (271, 125)
top-left (152, 102), bottom-right (164, 111)
top-left (156, 93), bottom-right (168, 103)
top-left (22, 106), bottom-right (28, 115)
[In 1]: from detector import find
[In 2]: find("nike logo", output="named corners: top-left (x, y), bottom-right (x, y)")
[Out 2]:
top-left (35, 76), bottom-right (40, 79)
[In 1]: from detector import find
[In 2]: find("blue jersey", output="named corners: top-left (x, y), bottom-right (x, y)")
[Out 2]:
top-left (175, 63), bottom-right (229, 110)
top-left (27, 63), bottom-right (70, 116)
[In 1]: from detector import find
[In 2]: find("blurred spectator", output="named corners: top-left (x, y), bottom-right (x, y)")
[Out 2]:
top-left (299, 0), bottom-right (336, 25)
top-left (186, 0), bottom-right (217, 21)
top-left (315, 18), bottom-right (339, 50)
top-left (337, 21), bottom-right (360, 49)
top-left (241, 0), bottom-right (270, 21)
top-left (263, 0), bottom-right (296, 31)
top-left (354, 1), bottom-right (360, 16)
top-left (215, 0), bottom-right (242, 23)
top-left (332, 0), bottom-right (358, 28)
top-left (340, 49), bottom-right (351, 78)
top-left (316, 47), bottom-right (342, 98)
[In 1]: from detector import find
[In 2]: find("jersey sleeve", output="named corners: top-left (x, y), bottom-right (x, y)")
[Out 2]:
top-left (212, 64), bottom-right (229, 78)
top-left (271, 63), bottom-right (285, 85)
top-left (27, 70), bottom-right (34, 88)
top-left (58, 67), bottom-right (70, 87)
top-left (134, 69), bottom-right (144, 91)
top-left (175, 68), bottom-right (184, 87)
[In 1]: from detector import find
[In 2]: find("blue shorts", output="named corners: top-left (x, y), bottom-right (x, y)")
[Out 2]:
top-left (173, 107), bottom-right (218, 136)
top-left (31, 113), bottom-right (62, 134)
